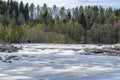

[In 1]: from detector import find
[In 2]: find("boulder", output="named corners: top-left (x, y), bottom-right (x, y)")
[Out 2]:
top-left (5, 55), bottom-right (18, 60)
top-left (85, 48), bottom-right (120, 56)
top-left (0, 43), bottom-right (21, 53)
top-left (114, 44), bottom-right (120, 50)
top-left (0, 55), bottom-right (20, 63)
top-left (0, 57), bottom-right (2, 60)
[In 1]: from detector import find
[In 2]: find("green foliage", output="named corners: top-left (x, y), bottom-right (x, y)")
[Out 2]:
top-left (0, 0), bottom-right (120, 44)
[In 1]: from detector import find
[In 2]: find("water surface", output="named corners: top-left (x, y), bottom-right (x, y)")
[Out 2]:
top-left (0, 44), bottom-right (120, 80)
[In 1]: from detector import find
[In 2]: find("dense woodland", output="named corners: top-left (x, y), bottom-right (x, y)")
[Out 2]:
top-left (0, 0), bottom-right (120, 44)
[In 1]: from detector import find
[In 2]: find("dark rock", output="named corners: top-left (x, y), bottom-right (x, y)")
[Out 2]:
top-left (27, 40), bottom-right (31, 43)
top-left (6, 55), bottom-right (19, 60)
top-left (85, 48), bottom-right (120, 56)
top-left (1, 55), bottom-right (20, 63)
top-left (0, 43), bottom-right (21, 53)
top-left (2, 60), bottom-right (12, 63)
top-left (0, 57), bottom-right (2, 60)
top-left (22, 55), bottom-right (29, 57)
top-left (85, 49), bottom-right (103, 54)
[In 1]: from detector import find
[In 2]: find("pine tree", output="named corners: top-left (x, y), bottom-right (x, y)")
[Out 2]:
top-left (17, 13), bottom-right (25, 25)
top-left (29, 3), bottom-right (34, 20)
top-left (24, 3), bottom-right (29, 20)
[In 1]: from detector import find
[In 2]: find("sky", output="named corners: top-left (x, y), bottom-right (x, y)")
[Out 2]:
top-left (3, 0), bottom-right (120, 9)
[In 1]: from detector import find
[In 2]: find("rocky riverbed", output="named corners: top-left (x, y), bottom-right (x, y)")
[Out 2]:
top-left (0, 43), bottom-right (120, 56)
top-left (0, 43), bottom-right (120, 64)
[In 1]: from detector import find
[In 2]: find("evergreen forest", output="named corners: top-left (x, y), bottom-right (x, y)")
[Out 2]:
top-left (0, 0), bottom-right (120, 44)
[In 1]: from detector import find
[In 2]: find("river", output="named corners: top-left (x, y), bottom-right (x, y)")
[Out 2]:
top-left (0, 44), bottom-right (120, 80)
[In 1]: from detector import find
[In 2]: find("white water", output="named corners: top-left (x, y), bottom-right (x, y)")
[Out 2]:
top-left (0, 44), bottom-right (120, 80)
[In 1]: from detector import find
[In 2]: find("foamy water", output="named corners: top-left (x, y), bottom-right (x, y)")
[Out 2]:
top-left (0, 44), bottom-right (120, 80)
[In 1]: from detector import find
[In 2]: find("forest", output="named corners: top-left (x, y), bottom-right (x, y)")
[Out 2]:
top-left (0, 0), bottom-right (120, 44)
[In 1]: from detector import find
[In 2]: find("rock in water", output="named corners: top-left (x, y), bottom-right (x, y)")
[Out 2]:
top-left (85, 48), bottom-right (120, 56)
top-left (0, 43), bottom-right (20, 53)
top-left (114, 44), bottom-right (120, 50)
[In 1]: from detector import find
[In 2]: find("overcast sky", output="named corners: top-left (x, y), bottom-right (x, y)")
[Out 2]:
top-left (3, 0), bottom-right (120, 8)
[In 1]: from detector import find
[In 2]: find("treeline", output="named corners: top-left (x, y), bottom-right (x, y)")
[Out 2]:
top-left (0, 0), bottom-right (120, 44)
